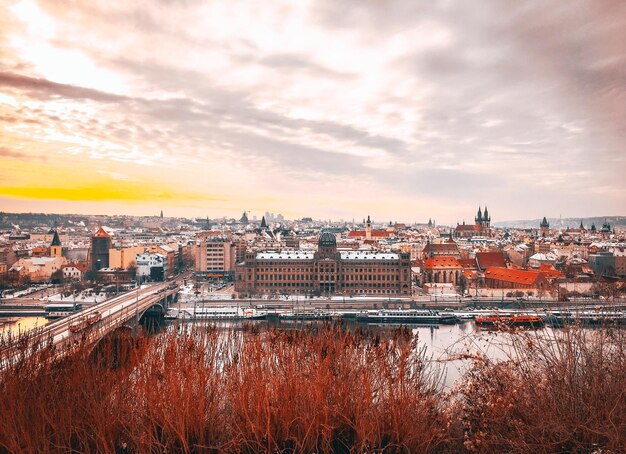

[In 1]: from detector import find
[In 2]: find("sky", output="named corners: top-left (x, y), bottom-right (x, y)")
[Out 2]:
top-left (0, 0), bottom-right (624, 224)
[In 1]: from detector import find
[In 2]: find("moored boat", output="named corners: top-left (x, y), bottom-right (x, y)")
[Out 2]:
top-left (279, 309), bottom-right (336, 321)
top-left (475, 314), bottom-right (544, 328)
top-left (179, 306), bottom-right (267, 320)
top-left (356, 309), bottom-right (458, 324)
top-left (545, 311), bottom-right (626, 327)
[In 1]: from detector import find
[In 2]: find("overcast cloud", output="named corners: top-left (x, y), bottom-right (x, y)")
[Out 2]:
top-left (0, 0), bottom-right (624, 222)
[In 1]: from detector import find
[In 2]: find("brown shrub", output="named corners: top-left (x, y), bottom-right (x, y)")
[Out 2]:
top-left (0, 323), bottom-right (624, 453)
top-left (0, 325), bottom-right (453, 453)
top-left (459, 327), bottom-right (626, 453)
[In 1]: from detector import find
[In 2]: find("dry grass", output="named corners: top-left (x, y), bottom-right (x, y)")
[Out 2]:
top-left (458, 326), bottom-right (626, 453)
top-left (0, 323), bottom-right (624, 453)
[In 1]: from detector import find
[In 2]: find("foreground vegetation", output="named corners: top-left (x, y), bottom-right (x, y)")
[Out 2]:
top-left (0, 324), bottom-right (624, 453)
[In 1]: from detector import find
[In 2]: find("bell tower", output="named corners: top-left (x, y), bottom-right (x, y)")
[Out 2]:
top-left (50, 230), bottom-right (62, 257)
top-left (483, 206), bottom-right (491, 229)
top-left (475, 206), bottom-right (483, 226)
top-left (540, 217), bottom-right (550, 237)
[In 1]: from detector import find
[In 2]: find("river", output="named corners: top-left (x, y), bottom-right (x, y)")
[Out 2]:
top-left (0, 315), bottom-right (602, 389)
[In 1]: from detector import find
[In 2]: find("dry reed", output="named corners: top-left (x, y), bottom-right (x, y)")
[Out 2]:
top-left (0, 323), bottom-right (624, 453)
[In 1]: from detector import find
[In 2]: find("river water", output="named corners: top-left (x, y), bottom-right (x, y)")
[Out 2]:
top-left (0, 316), bottom-right (49, 336)
top-left (167, 319), bottom-right (559, 389)
top-left (0, 316), bottom-right (590, 388)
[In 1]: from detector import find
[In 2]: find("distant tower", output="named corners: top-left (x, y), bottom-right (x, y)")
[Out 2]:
top-left (260, 216), bottom-right (268, 229)
top-left (91, 227), bottom-right (111, 271)
top-left (579, 220), bottom-right (585, 230)
top-left (240, 211), bottom-right (249, 225)
top-left (475, 206), bottom-right (483, 226)
top-left (483, 206), bottom-right (491, 229)
top-left (540, 216), bottom-right (550, 237)
top-left (428, 218), bottom-right (432, 227)
top-left (590, 223), bottom-right (597, 233)
top-left (160, 210), bottom-right (163, 219)
top-left (50, 230), bottom-right (62, 257)
top-left (365, 215), bottom-right (372, 240)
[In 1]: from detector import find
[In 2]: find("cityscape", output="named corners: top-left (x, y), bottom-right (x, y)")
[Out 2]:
top-left (0, 209), bottom-right (624, 302)
top-left (1, 0), bottom-right (625, 452)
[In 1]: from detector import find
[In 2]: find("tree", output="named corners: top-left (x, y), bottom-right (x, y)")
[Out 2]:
top-left (182, 253), bottom-right (196, 271)
top-left (127, 264), bottom-right (137, 281)
top-left (0, 271), bottom-right (11, 297)
top-left (50, 269), bottom-right (64, 285)
top-left (84, 270), bottom-right (98, 283)
top-left (459, 275), bottom-right (468, 295)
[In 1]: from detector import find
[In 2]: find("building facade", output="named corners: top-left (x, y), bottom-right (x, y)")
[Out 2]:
top-left (589, 252), bottom-right (626, 278)
top-left (136, 253), bottom-right (166, 282)
top-left (109, 245), bottom-right (145, 269)
top-left (9, 256), bottom-right (68, 283)
top-left (195, 238), bottom-right (236, 277)
top-left (91, 227), bottom-right (112, 271)
top-left (235, 232), bottom-right (412, 296)
top-left (421, 256), bottom-right (463, 285)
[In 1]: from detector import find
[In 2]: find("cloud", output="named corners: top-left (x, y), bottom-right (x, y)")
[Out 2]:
top-left (0, 71), bottom-right (129, 102)
top-left (0, 146), bottom-right (28, 159)
top-left (0, 0), bottom-right (624, 221)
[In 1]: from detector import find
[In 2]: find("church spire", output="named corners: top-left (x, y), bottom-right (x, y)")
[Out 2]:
top-left (50, 230), bottom-right (62, 257)
top-left (50, 230), bottom-right (61, 247)
top-left (475, 206), bottom-right (483, 224)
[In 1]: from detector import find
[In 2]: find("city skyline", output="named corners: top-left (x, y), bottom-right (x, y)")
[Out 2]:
top-left (1, 1), bottom-right (625, 223)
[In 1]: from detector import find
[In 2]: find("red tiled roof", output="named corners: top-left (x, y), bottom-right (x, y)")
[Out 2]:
top-left (347, 230), bottom-right (391, 238)
top-left (93, 227), bottom-right (110, 238)
top-left (65, 261), bottom-right (89, 272)
top-left (458, 258), bottom-right (478, 269)
top-left (455, 224), bottom-right (482, 231)
top-left (423, 243), bottom-right (459, 254)
top-left (476, 251), bottom-right (507, 270)
top-left (463, 269), bottom-right (477, 279)
top-left (484, 267), bottom-right (544, 285)
top-left (423, 256), bottom-right (463, 270)
top-left (538, 264), bottom-right (564, 279)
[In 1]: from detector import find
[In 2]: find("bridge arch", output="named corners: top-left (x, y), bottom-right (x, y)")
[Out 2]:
top-left (139, 303), bottom-right (166, 332)
top-left (88, 326), bottom-right (141, 370)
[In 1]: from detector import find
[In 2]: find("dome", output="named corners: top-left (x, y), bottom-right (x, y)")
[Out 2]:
top-left (318, 231), bottom-right (337, 247)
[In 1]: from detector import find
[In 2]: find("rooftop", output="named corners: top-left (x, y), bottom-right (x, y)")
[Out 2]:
top-left (422, 256), bottom-right (463, 269)
top-left (257, 251), bottom-right (315, 260)
top-left (339, 251), bottom-right (399, 260)
top-left (93, 227), bottom-right (111, 238)
top-left (484, 267), bottom-right (543, 284)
